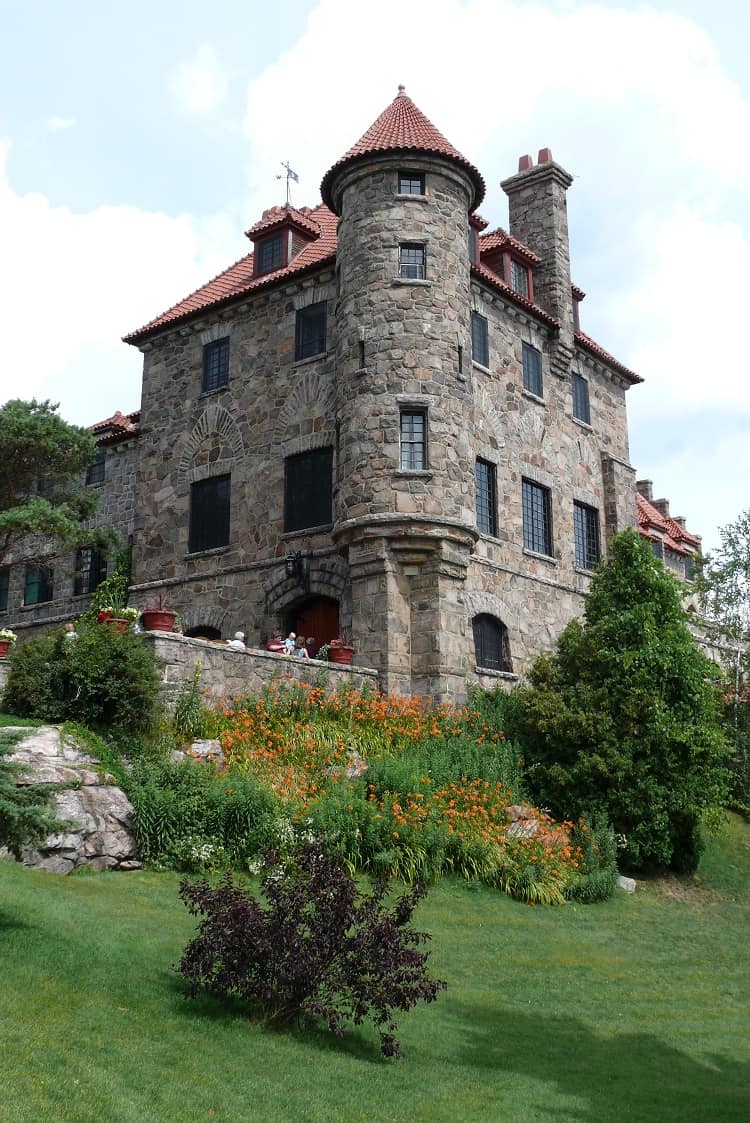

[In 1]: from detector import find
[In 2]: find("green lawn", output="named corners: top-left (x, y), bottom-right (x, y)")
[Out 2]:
top-left (1, 817), bottom-right (748, 1123)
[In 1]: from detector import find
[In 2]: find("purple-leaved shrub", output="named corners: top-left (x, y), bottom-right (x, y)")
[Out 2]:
top-left (177, 840), bottom-right (445, 1057)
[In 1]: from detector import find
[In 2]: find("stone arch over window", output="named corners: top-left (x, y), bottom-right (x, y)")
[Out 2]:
top-left (471, 613), bottom-right (513, 673)
top-left (178, 405), bottom-right (244, 482)
top-left (474, 383), bottom-right (507, 464)
top-left (272, 369), bottom-right (335, 455)
top-left (179, 604), bottom-right (229, 636)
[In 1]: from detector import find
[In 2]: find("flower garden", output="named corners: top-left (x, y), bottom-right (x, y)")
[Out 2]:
top-left (128, 677), bottom-right (615, 905)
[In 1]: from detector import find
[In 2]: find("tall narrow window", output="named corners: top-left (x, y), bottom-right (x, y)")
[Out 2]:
top-left (0, 567), bottom-right (9, 612)
top-left (295, 302), bottom-right (327, 360)
top-left (511, 260), bottom-right (529, 297)
top-left (86, 446), bottom-right (106, 485)
top-left (398, 171), bottom-right (425, 195)
top-left (651, 539), bottom-right (664, 560)
top-left (572, 373), bottom-right (591, 424)
top-left (472, 614), bottom-right (512, 672)
top-left (74, 547), bottom-right (106, 596)
top-left (202, 337), bottom-right (230, 392)
top-left (284, 447), bottom-right (333, 532)
top-left (475, 459), bottom-right (498, 537)
top-left (683, 554), bottom-right (694, 581)
top-left (24, 564), bottom-right (53, 606)
top-left (522, 479), bottom-right (553, 556)
top-left (471, 312), bottom-right (489, 367)
top-left (257, 232), bottom-right (283, 274)
top-left (573, 502), bottom-right (600, 570)
top-left (189, 475), bottom-right (231, 553)
top-left (400, 410), bottom-right (427, 470)
top-left (522, 342), bottom-right (543, 397)
top-left (399, 244), bottom-right (425, 279)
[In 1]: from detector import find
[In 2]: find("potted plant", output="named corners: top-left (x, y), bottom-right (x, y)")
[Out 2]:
top-left (0, 627), bottom-right (17, 658)
top-left (141, 596), bottom-right (178, 633)
top-left (327, 634), bottom-right (355, 666)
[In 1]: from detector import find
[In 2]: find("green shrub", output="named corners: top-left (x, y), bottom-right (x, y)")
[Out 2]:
top-left (4, 622), bottom-right (159, 734)
top-left (518, 530), bottom-right (729, 873)
top-left (563, 818), bottom-right (618, 903)
top-left (173, 664), bottom-right (217, 742)
top-left (0, 729), bottom-right (62, 857)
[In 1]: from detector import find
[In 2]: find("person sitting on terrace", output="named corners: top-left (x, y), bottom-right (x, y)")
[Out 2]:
top-left (283, 632), bottom-right (296, 656)
top-left (226, 631), bottom-right (246, 652)
top-left (293, 636), bottom-right (309, 658)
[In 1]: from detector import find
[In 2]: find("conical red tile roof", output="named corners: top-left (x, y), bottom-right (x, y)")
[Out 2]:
top-left (321, 86), bottom-right (485, 212)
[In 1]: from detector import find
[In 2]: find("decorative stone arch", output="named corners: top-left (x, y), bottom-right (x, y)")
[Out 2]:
top-left (199, 323), bottom-right (233, 346)
top-left (474, 383), bottom-right (507, 464)
top-left (516, 408), bottom-right (546, 447)
top-left (464, 590), bottom-right (519, 635)
top-left (272, 369), bottom-right (336, 456)
top-left (178, 405), bottom-right (244, 482)
top-left (291, 282), bottom-right (335, 311)
top-left (263, 554), bottom-right (348, 617)
top-left (178, 603), bottom-right (230, 636)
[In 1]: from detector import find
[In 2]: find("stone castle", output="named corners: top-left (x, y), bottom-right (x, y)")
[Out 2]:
top-left (3, 89), bottom-right (660, 702)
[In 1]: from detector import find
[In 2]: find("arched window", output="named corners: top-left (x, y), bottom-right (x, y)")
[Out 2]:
top-left (472, 614), bottom-right (512, 673)
top-left (185, 626), bottom-right (222, 641)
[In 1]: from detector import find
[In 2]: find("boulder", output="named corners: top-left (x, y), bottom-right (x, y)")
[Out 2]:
top-left (2, 726), bottom-right (139, 874)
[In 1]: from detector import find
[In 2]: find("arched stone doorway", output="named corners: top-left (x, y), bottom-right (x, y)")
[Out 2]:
top-left (184, 625), bottom-right (222, 641)
top-left (286, 596), bottom-right (340, 653)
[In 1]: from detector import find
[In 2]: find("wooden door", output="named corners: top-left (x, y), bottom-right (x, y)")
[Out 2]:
top-left (291, 597), bottom-right (340, 649)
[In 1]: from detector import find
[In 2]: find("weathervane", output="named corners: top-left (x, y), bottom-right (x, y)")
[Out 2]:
top-left (276, 160), bottom-right (299, 204)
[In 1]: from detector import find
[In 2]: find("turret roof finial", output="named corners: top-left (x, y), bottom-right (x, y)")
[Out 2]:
top-left (397, 84), bottom-right (406, 95)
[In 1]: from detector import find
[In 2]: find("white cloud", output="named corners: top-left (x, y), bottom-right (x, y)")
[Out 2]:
top-left (45, 115), bottom-right (76, 132)
top-left (0, 139), bottom-right (240, 427)
top-left (170, 43), bottom-right (228, 114)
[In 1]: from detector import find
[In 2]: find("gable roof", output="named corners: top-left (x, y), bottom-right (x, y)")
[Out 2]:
top-left (320, 86), bottom-right (485, 212)
top-left (91, 409), bottom-right (140, 445)
top-left (636, 491), bottom-right (701, 555)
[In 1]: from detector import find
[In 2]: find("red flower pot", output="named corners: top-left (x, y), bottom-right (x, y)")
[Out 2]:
top-left (141, 608), bottom-right (177, 632)
top-left (105, 618), bottom-right (130, 635)
top-left (97, 610), bottom-right (113, 623)
top-left (0, 639), bottom-right (11, 658)
top-left (328, 645), bottom-right (355, 666)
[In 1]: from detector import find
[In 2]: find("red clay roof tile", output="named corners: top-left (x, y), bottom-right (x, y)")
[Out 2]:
top-left (479, 226), bottom-right (542, 264)
top-left (575, 331), bottom-right (641, 384)
top-left (320, 87), bottom-right (485, 212)
top-left (245, 204), bottom-right (321, 240)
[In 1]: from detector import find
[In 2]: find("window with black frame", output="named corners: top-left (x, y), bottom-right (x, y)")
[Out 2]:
top-left (86, 446), bottom-right (106, 485)
top-left (572, 372), bottom-right (591, 424)
top-left (202, 337), bottom-right (230, 392)
top-left (522, 342), bottom-right (543, 397)
top-left (257, 232), bottom-right (283, 274)
top-left (74, 546), bottom-right (106, 596)
top-left (399, 410), bottom-right (426, 470)
top-left (511, 260), bottom-right (529, 297)
top-left (471, 311), bottom-right (489, 367)
top-left (475, 458), bottom-right (497, 537)
top-left (398, 171), bottom-right (425, 195)
top-left (189, 475), bottom-right (231, 553)
top-left (295, 302), bottom-right (327, 360)
top-left (24, 564), bottom-right (54, 606)
top-left (522, 479), bottom-right (553, 555)
top-left (399, 244), bottom-right (425, 279)
top-left (573, 502), bottom-right (600, 570)
top-left (472, 614), bottom-right (512, 672)
top-left (0, 567), bottom-right (9, 612)
top-left (284, 447), bottom-right (333, 532)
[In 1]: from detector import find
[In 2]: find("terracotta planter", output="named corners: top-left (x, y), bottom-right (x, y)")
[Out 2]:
top-left (328, 645), bottom-right (355, 666)
top-left (104, 617), bottom-right (130, 635)
top-left (96, 610), bottom-right (113, 623)
top-left (0, 639), bottom-right (12, 658)
top-left (141, 608), bottom-right (177, 632)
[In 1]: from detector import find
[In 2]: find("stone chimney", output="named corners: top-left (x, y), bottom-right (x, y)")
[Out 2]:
top-left (501, 149), bottom-right (574, 378)
top-left (636, 479), bottom-right (653, 501)
top-left (651, 498), bottom-right (670, 518)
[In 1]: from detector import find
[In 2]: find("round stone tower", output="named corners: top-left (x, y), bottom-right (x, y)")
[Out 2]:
top-left (320, 88), bottom-right (486, 699)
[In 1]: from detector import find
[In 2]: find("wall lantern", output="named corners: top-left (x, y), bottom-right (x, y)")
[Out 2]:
top-left (284, 550), bottom-right (308, 589)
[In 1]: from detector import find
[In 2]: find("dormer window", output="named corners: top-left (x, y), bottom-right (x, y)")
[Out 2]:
top-left (398, 171), bottom-right (425, 195)
top-left (257, 233), bottom-right (284, 275)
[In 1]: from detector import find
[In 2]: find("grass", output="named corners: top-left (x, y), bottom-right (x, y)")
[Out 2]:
top-left (1, 816), bottom-right (748, 1122)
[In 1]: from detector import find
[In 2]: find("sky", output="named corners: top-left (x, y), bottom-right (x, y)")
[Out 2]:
top-left (1, 0), bottom-right (748, 554)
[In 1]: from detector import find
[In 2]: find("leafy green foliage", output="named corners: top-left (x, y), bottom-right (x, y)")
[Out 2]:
top-left (0, 399), bottom-right (112, 566)
top-left (173, 664), bottom-right (217, 742)
top-left (3, 622), bottom-right (159, 733)
top-left (178, 840), bottom-right (446, 1057)
top-left (127, 758), bottom-right (277, 868)
top-left (518, 529), bottom-right (729, 873)
top-left (0, 729), bottom-right (61, 857)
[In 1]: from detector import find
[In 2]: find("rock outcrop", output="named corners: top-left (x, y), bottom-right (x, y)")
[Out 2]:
top-left (3, 726), bottom-right (139, 874)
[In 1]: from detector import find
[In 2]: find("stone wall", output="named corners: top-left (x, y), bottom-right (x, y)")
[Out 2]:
top-left (142, 632), bottom-right (378, 707)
